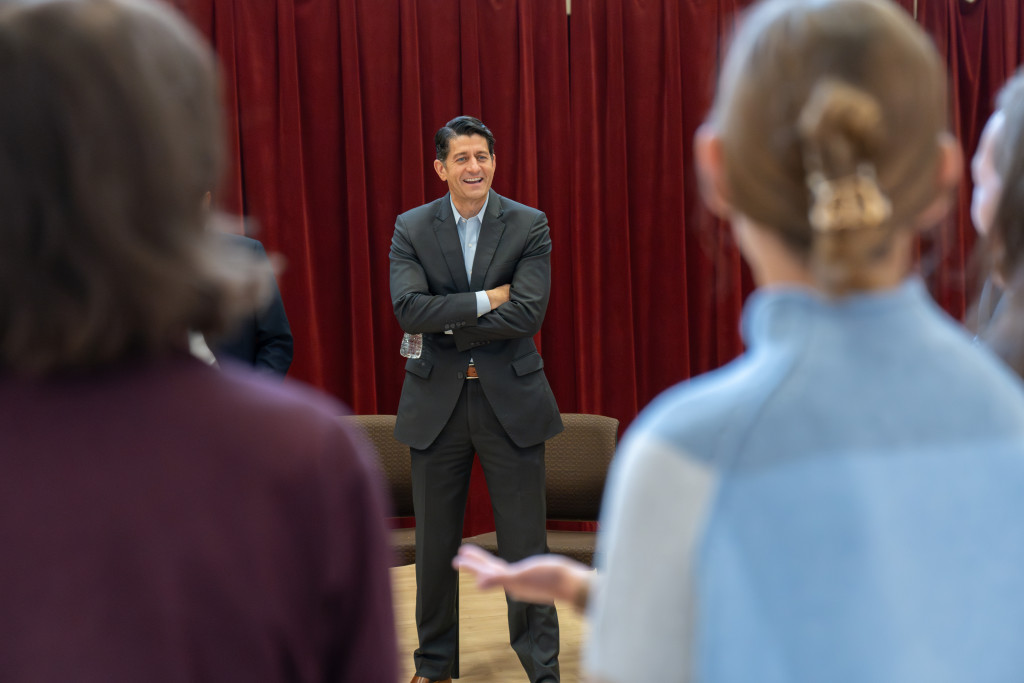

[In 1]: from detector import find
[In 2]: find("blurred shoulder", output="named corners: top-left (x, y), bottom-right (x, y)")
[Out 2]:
top-left (620, 350), bottom-right (779, 469)
top-left (171, 357), bottom-right (369, 472)
top-left (216, 360), bottom-right (350, 427)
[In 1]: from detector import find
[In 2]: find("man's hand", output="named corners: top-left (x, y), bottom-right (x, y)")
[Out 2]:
top-left (486, 283), bottom-right (511, 310)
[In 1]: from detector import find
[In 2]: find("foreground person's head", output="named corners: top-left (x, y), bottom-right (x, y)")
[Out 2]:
top-left (0, 0), bottom-right (265, 376)
top-left (696, 0), bottom-right (959, 296)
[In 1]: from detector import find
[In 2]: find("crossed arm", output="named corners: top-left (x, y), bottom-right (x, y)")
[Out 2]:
top-left (389, 212), bottom-right (551, 350)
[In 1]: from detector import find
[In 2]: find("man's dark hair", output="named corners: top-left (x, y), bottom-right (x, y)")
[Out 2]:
top-left (435, 116), bottom-right (495, 162)
top-left (0, 0), bottom-right (268, 376)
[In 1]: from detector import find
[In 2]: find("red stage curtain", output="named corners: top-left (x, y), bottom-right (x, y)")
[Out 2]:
top-left (168, 0), bottom-right (1021, 535)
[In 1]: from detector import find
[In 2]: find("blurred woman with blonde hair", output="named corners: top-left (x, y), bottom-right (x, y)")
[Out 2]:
top-left (456, 1), bottom-right (1024, 680)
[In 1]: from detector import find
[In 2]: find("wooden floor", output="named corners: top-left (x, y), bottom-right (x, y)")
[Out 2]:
top-left (392, 563), bottom-right (589, 682)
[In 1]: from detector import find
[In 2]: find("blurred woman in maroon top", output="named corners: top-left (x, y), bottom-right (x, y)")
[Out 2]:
top-left (0, 1), bottom-right (397, 681)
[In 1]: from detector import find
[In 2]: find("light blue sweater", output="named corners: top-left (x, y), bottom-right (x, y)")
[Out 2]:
top-left (586, 278), bottom-right (1024, 683)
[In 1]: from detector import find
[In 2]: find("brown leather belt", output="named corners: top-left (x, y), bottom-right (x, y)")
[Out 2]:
top-left (466, 364), bottom-right (478, 379)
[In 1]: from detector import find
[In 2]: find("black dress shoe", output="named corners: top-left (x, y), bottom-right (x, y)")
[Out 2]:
top-left (409, 676), bottom-right (452, 683)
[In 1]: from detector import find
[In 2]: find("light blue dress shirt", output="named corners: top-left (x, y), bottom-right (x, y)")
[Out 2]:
top-left (450, 195), bottom-right (491, 317)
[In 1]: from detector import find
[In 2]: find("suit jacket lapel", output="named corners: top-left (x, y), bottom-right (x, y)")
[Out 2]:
top-left (431, 194), bottom-right (471, 292)
top-left (470, 190), bottom-right (505, 291)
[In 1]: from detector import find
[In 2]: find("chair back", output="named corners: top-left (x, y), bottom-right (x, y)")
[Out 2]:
top-left (545, 413), bottom-right (619, 521)
top-left (342, 414), bottom-right (414, 518)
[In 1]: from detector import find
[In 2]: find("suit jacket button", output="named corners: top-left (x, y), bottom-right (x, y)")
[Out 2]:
top-left (457, 371), bottom-right (465, 379)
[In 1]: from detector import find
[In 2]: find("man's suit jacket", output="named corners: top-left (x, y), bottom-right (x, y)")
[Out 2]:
top-left (390, 190), bottom-right (563, 450)
top-left (211, 233), bottom-right (293, 376)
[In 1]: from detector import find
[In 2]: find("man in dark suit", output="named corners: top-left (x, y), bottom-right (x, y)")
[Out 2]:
top-left (390, 116), bottom-right (563, 683)
top-left (211, 232), bottom-right (293, 376)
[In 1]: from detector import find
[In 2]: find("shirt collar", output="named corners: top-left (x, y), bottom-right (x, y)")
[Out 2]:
top-left (450, 194), bottom-right (489, 225)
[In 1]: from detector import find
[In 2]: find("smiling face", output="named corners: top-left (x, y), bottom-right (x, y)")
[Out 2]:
top-left (972, 111), bottom-right (1005, 237)
top-left (434, 134), bottom-right (495, 218)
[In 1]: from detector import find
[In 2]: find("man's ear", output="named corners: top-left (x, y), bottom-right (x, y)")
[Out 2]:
top-left (915, 132), bottom-right (963, 229)
top-left (694, 123), bottom-right (731, 219)
top-left (433, 159), bottom-right (447, 181)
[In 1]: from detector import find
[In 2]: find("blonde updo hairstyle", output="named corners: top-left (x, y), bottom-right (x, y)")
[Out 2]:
top-left (710, 0), bottom-right (949, 295)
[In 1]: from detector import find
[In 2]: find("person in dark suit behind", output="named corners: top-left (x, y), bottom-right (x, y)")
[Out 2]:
top-left (389, 115), bottom-right (563, 683)
top-left (210, 231), bottom-right (293, 376)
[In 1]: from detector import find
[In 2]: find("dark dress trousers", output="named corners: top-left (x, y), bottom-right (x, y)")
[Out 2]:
top-left (211, 233), bottom-right (293, 376)
top-left (390, 189), bottom-right (563, 682)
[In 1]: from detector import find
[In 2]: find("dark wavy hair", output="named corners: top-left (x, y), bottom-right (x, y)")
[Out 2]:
top-left (0, 0), bottom-right (267, 376)
top-left (435, 115), bottom-right (495, 162)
